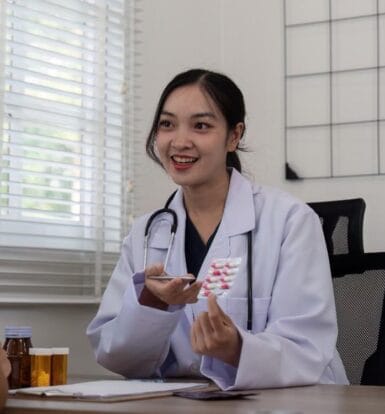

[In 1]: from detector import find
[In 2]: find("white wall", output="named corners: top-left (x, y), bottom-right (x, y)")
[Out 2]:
top-left (2, 0), bottom-right (384, 379)
top-left (135, 0), bottom-right (385, 252)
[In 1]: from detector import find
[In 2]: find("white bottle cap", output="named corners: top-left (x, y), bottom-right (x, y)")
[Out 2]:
top-left (51, 347), bottom-right (70, 355)
top-left (29, 348), bottom-right (53, 356)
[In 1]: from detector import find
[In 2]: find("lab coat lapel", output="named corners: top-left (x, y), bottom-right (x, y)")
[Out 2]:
top-left (221, 169), bottom-right (256, 237)
top-left (196, 169), bottom-right (257, 281)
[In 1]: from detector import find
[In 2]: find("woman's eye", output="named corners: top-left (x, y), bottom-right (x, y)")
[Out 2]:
top-left (195, 122), bottom-right (210, 130)
top-left (158, 119), bottom-right (172, 129)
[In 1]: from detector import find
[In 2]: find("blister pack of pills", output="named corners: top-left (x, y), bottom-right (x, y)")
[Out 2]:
top-left (198, 257), bottom-right (241, 298)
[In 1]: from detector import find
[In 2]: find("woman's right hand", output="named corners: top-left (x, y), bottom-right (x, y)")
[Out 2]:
top-left (139, 264), bottom-right (202, 309)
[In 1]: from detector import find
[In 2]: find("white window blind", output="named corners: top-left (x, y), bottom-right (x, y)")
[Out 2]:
top-left (0, 0), bottom-right (137, 303)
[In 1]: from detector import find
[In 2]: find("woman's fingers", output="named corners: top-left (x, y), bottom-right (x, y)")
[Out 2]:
top-left (0, 349), bottom-right (11, 378)
top-left (190, 316), bottom-right (207, 353)
top-left (207, 294), bottom-right (232, 329)
top-left (144, 263), bottom-right (165, 278)
top-left (144, 269), bottom-right (201, 305)
top-left (190, 296), bottom-right (242, 366)
top-left (183, 281), bottom-right (202, 303)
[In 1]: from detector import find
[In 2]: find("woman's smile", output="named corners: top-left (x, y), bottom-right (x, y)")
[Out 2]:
top-left (170, 154), bottom-right (199, 171)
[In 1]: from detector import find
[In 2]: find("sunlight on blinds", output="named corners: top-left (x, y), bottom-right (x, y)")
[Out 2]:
top-left (0, 0), bottom-right (138, 302)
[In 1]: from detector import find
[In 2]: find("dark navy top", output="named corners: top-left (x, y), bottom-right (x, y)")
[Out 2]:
top-left (184, 213), bottom-right (219, 278)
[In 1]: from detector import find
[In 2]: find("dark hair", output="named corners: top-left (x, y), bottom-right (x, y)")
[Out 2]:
top-left (145, 68), bottom-right (246, 173)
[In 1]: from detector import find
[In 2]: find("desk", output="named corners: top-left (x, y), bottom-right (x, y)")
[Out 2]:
top-left (5, 384), bottom-right (385, 414)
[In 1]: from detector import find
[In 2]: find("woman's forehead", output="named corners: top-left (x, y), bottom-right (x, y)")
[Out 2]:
top-left (162, 84), bottom-right (222, 118)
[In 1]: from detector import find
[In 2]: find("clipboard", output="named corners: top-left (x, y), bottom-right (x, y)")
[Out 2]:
top-left (13, 379), bottom-right (209, 402)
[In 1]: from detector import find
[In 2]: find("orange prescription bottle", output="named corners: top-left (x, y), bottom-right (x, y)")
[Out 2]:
top-left (29, 348), bottom-right (52, 387)
top-left (51, 347), bottom-right (69, 385)
top-left (3, 326), bottom-right (33, 389)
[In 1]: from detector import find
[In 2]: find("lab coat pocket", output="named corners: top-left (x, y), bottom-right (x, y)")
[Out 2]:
top-left (193, 296), bottom-right (271, 333)
top-left (148, 230), bottom-right (169, 249)
top-left (219, 296), bottom-right (271, 333)
top-left (147, 224), bottom-right (170, 264)
top-left (251, 296), bottom-right (271, 333)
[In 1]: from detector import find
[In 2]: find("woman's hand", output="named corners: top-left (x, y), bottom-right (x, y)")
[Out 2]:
top-left (190, 294), bottom-right (242, 367)
top-left (0, 348), bottom-right (11, 378)
top-left (139, 264), bottom-right (202, 309)
top-left (0, 348), bottom-right (10, 411)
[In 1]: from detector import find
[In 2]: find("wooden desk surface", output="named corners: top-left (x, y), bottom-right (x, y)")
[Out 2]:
top-left (5, 384), bottom-right (385, 414)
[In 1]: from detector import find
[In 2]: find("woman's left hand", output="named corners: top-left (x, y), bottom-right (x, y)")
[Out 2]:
top-left (0, 348), bottom-right (11, 378)
top-left (190, 294), bottom-right (242, 367)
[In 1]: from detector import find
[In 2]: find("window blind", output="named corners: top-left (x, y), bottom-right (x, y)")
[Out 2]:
top-left (0, 0), bottom-right (137, 303)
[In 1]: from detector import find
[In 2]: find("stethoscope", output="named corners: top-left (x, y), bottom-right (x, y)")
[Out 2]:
top-left (143, 191), bottom-right (254, 331)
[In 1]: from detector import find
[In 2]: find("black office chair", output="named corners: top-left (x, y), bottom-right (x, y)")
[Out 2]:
top-left (332, 256), bottom-right (385, 385)
top-left (359, 255), bottom-right (385, 385)
top-left (308, 198), bottom-right (385, 385)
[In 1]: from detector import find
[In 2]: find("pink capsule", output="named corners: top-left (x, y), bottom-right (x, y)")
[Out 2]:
top-left (211, 261), bottom-right (225, 269)
top-left (219, 276), bottom-right (233, 282)
top-left (203, 282), bottom-right (219, 290)
top-left (221, 268), bottom-right (237, 275)
top-left (205, 276), bottom-right (220, 283)
top-left (224, 262), bottom-right (239, 268)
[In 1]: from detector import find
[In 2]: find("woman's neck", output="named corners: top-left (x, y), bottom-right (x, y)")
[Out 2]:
top-left (182, 171), bottom-right (231, 243)
top-left (183, 171), bottom-right (230, 212)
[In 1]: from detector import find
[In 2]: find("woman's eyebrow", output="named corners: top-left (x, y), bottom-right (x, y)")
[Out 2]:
top-left (160, 111), bottom-right (217, 119)
top-left (191, 112), bottom-right (216, 119)
top-left (160, 110), bottom-right (176, 117)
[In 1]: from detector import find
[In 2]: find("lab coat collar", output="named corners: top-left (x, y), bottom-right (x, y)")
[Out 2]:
top-left (168, 168), bottom-right (258, 238)
top-left (161, 169), bottom-right (258, 280)
top-left (221, 168), bottom-right (257, 236)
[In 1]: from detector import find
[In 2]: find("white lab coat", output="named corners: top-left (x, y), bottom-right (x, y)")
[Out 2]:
top-left (87, 169), bottom-right (348, 389)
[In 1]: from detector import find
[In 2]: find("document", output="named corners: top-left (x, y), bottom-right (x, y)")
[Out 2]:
top-left (15, 379), bottom-right (209, 402)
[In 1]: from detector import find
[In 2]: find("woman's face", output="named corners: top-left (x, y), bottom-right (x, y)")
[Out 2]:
top-left (155, 84), bottom-right (240, 191)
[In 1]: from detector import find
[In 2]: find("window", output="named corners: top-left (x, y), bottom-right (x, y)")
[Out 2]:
top-left (0, 0), bottom-right (137, 302)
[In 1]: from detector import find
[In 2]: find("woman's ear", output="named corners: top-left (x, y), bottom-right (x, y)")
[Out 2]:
top-left (227, 122), bottom-right (244, 152)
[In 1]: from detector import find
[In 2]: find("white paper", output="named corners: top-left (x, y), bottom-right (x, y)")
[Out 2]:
top-left (17, 380), bottom-right (206, 398)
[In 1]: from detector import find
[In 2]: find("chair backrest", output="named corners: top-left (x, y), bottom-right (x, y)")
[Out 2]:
top-left (308, 198), bottom-right (365, 257)
top-left (308, 198), bottom-right (385, 385)
top-left (332, 255), bottom-right (385, 385)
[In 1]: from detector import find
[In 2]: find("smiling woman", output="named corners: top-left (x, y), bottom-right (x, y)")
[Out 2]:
top-left (87, 69), bottom-right (349, 390)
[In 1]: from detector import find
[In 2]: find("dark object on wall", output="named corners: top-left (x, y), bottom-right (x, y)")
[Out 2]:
top-left (285, 162), bottom-right (301, 180)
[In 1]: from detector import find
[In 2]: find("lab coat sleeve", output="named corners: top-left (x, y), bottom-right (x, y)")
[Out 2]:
top-left (201, 207), bottom-right (339, 389)
top-left (86, 232), bottom-right (184, 378)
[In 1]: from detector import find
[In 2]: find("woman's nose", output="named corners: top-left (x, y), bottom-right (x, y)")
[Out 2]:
top-left (171, 128), bottom-right (193, 149)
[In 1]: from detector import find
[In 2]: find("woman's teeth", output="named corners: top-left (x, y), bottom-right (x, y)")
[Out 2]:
top-left (172, 156), bottom-right (197, 163)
